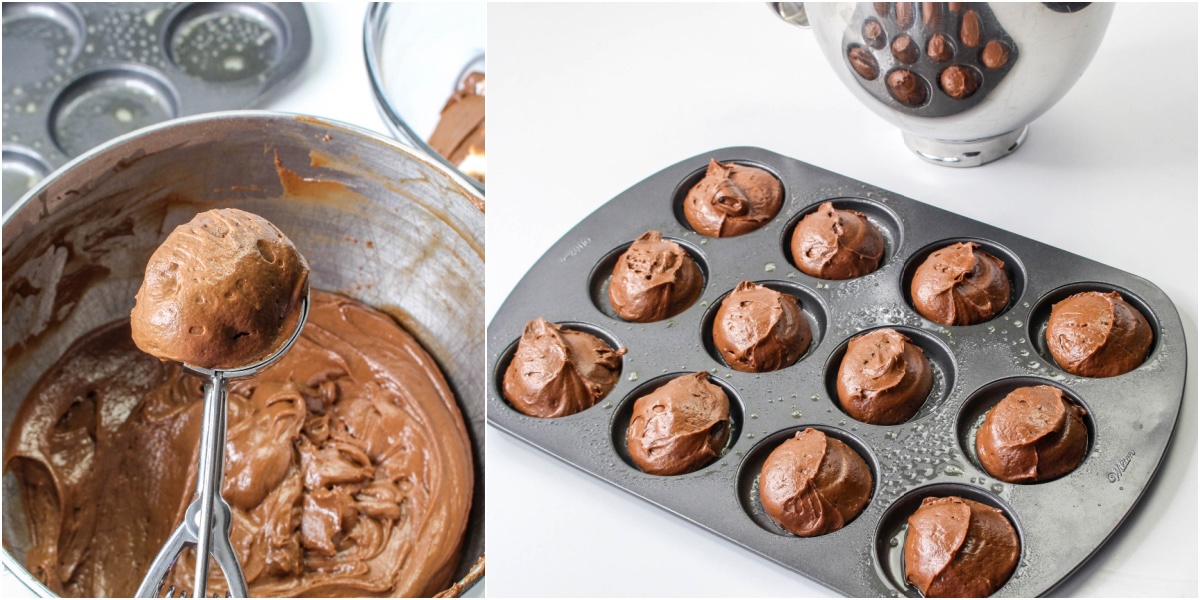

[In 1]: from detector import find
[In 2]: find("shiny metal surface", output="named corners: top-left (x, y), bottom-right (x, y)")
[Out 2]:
top-left (775, 3), bottom-right (1113, 166)
top-left (1, 111), bottom-right (485, 597)
top-left (363, 1), bottom-right (485, 192)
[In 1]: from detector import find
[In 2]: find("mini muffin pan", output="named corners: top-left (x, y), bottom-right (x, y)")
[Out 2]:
top-left (1, 2), bottom-right (311, 211)
top-left (486, 147), bottom-right (1187, 597)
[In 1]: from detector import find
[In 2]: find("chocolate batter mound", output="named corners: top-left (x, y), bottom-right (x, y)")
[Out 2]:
top-left (609, 231), bottom-right (704, 322)
top-left (428, 71), bottom-right (486, 183)
top-left (626, 372), bottom-right (730, 476)
top-left (1046, 291), bottom-right (1153, 377)
top-left (4, 291), bottom-right (473, 597)
top-left (904, 496), bottom-right (1020, 597)
top-left (502, 318), bottom-right (625, 418)
top-left (130, 208), bottom-right (310, 369)
top-left (759, 429), bottom-right (872, 537)
top-left (911, 242), bottom-right (1010, 326)
top-left (683, 160), bottom-right (782, 238)
top-left (790, 201), bottom-right (885, 280)
top-left (836, 328), bottom-right (933, 425)
top-left (976, 385), bottom-right (1089, 483)
top-left (713, 281), bottom-right (810, 373)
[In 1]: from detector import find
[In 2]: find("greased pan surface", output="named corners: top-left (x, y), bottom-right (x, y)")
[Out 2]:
top-left (486, 146), bottom-right (1186, 597)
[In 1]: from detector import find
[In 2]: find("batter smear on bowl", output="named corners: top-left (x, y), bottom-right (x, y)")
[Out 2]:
top-left (4, 290), bottom-right (474, 597)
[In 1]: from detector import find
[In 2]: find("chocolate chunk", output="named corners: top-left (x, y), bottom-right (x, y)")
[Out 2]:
top-left (939, 65), bottom-right (979, 99)
top-left (848, 45), bottom-right (880, 80)
top-left (887, 69), bottom-right (927, 106)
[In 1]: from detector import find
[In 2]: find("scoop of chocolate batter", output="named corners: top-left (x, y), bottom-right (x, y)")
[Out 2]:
top-left (910, 242), bottom-right (1010, 326)
top-left (713, 281), bottom-right (810, 373)
top-left (836, 328), bottom-right (932, 425)
top-left (904, 496), bottom-right (1020, 598)
top-left (976, 385), bottom-right (1089, 483)
top-left (759, 428), bottom-right (873, 537)
top-left (503, 318), bottom-right (625, 418)
top-left (1046, 291), bottom-right (1153, 377)
top-left (683, 160), bottom-right (782, 238)
top-left (608, 231), bottom-right (704, 322)
top-left (626, 372), bottom-right (730, 476)
top-left (790, 202), bottom-right (885, 280)
top-left (130, 208), bottom-right (309, 369)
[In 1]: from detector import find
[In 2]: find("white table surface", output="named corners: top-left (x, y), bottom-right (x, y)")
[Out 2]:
top-left (1, 3), bottom-right (484, 597)
top-left (485, 2), bottom-right (1197, 597)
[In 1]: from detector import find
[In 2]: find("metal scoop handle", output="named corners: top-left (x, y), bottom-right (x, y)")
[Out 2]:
top-left (136, 292), bottom-right (310, 598)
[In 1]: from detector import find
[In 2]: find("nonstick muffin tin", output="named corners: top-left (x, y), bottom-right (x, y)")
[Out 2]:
top-left (1, 2), bottom-right (311, 211)
top-left (486, 147), bottom-right (1187, 597)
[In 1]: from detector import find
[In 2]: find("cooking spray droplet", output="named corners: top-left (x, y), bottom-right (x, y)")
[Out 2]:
top-left (987, 325), bottom-right (995, 333)
top-left (628, 371), bottom-right (639, 381)
top-left (1013, 320), bottom-right (1023, 327)
top-left (747, 433), bottom-right (755, 439)
top-left (990, 483), bottom-right (1003, 494)
top-left (604, 402), bottom-right (612, 409)
top-left (750, 413), bottom-right (758, 419)
top-left (786, 272), bottom-right (796, 278)
top-left (765, 262), bottom-right (776, 272)
top-left (943, 463), bottom-right (964, 476)
top-left (700, 300), bottom-right (708, 307)
top-left (699, 238), bottom-right (707, 245)
top-left (791, 410), bottom-right (802, 419)
top-left (666, 320), bottom-right (676, 328)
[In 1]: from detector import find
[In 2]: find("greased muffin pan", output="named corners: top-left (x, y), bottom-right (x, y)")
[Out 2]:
top-left (2, 2), bottom-right (311, 211)
top-left (486, 147), bottom-right (1187, 597)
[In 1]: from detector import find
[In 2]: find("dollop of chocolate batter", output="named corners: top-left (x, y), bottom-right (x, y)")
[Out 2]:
top-left (683, 160), bottom-right (782, 238)
top-left (836, 328), bottom-right (932, 425)
top-left (911, 242), bottom-right (1010, 326)
top-left (4, 291), bottom-right (473, 597)
top-left (976, 385), bottom-right (1089, 483)
top-left (713, 281), bottom-right (810, 373)
top-left (790, 201), bottom-right (885, 280)
top-left (608, 231), bottom-right (704, 322)
top-left (626, 372), bottom-right (730, 476)
top-left (759, 428), bottom-right (872, 537)
top-left (1046, 291), bottom-right (1153, 377)
top-left (904, 496), bottom-right (1020, 598)
top-left (428, 71), bottom-right (486, 183)
top-left (502, 318), bottom-right (625, 418)
top-left (130, 208), bottom-right (310, 369)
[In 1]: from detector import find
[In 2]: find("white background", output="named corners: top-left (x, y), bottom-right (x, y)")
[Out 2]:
top-left (486, 2), bottom-right (1197, 597)
top-left (1, 3), bottom-right (492, 597)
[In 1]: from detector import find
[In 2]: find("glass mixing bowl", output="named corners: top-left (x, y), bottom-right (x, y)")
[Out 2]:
top-left (363, 2), bottom-right (485, 192)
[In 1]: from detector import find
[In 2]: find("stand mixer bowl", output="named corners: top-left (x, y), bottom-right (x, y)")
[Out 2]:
top-left (1, 111), bottom-right (485, 597)
top-left (772, 2), bottom-right (1114, 166)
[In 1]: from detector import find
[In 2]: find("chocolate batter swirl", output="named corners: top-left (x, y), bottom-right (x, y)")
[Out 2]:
top-left (1046, 291), bottom-right (1153, 377)
top-left (683, 160), bottom-right (782, 238)
top-left (790, 202), bottom-right (885, 280)
top-left (976, 385), bottom-right (1088, 483)
top-left (626, 372), bottom-right (730, 476)
top-left (910, 242), bottom-right (1010, 326)
top-left (608, 231), bottom-right (704, 323)
top-left (759, 428), bottom-right (872, 537)
top-left (836, 328), bottom-right (933, 425)
top-left (713, 281), bottom-right (810, 373)
top-left (4, 291), bottom-right (473, 597)
top-left (905, 496), bottom-right (1020, 597)
top-left (503, 318), bottom-right (625, 418)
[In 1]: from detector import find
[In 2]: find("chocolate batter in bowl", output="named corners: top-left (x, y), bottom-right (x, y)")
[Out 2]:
top-left (1, 112), bottom-right (485, 597)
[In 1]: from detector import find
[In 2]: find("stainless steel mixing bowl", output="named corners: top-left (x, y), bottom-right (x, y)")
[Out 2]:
top-left (772, 2), bottom-right (1114, 166)
top-left (1, 111), bottom-right (484, 596)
